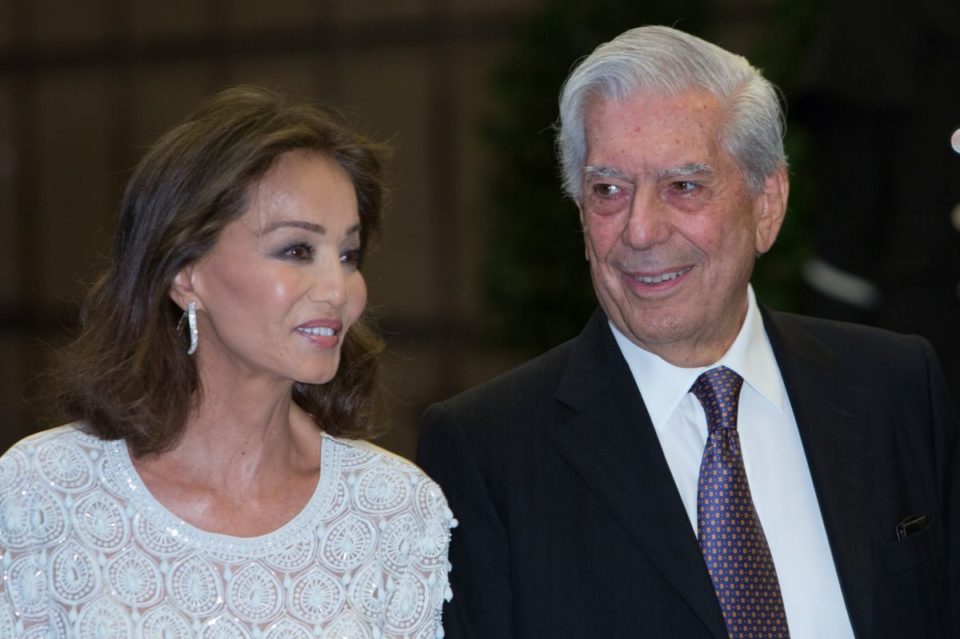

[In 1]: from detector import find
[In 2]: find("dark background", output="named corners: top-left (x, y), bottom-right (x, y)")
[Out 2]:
top-left (2, 0), bottom-right (957, 459)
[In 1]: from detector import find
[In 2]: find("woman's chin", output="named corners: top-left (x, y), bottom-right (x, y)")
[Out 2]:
top-left (293, 368), bottom-right (340, 387)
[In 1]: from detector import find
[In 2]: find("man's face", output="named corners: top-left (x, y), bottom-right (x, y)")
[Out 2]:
top-left (579, 89), bottom-right (787, 366)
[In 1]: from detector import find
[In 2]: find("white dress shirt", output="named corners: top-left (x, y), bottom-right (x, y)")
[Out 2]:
top-left (611, 286), bottom-right (855, 639)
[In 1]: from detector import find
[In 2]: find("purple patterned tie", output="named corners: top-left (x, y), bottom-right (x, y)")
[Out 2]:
top-left (692, 366), bottom-right (790, 638)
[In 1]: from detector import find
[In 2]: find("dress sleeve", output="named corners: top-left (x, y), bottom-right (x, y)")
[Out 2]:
top-left (0, 445), bottom-right (52, 636)
top-left (417, 402), bottom-right (514, 639)
top-left (382, 472), bottom-right (455, 639)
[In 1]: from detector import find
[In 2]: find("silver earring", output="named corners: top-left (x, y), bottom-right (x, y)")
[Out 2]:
top-left (181, 301), bottom-right (198, 355)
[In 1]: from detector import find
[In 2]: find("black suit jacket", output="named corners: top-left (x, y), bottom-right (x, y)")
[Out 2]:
top-left (417, 307), bottom-right (959, 638)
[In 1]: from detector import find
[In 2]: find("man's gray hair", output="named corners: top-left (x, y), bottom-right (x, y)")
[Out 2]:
top-left (557, 25), bottom-right (786, 201)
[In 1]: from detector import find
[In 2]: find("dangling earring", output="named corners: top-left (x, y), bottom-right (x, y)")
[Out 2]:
top-left (178, 301), bottom-right (199, 355)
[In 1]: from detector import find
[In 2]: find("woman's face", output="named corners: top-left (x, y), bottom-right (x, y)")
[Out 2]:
top-left (174, 150), bottom-right (367, 388)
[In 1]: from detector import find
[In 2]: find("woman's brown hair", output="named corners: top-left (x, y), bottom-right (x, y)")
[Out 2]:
top-left (53, 85), bottom-right (387, 456)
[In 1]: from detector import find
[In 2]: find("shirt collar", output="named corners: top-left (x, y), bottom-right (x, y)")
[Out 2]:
top-left (610, 285), bottom-right (785, 433)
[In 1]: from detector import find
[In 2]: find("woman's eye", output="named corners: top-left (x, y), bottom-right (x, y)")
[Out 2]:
top-left (281, 242), bottom-right (314, 260)
top-left (341, 249), bottom-right (363, 268)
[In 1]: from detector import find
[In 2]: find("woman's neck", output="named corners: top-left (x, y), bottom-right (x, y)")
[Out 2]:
top-left (129, 375), bottom-right (324, 536)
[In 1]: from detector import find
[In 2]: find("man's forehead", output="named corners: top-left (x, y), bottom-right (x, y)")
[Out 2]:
top-left (584, 85), bottom-right (721, 113)
top-left (582, 90), bottom-right (731, 176)
top-left (583, 90), bottom-right (725, 144)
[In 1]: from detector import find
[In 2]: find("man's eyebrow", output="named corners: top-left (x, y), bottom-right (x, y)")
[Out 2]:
top-left (583, 165), bottom-right (634, 182)
top-left (655, 162), bottom-right (714, 180)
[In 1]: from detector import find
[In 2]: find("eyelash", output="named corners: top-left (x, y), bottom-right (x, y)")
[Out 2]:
top-left (591, 183), bottom-right (627, 199)
top-left (670, 181), bottom-right (699, 193)
top-left (277, 241), bottom-right (364, 269)
top-left (591, 181), bottom-right (701, 199)
top-left (341, 249), bottom-right (364, 268)
top-left (280, 241), bottom-right (314, 260)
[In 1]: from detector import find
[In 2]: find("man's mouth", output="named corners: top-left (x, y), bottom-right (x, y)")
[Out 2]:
top-left (631, 266), bottom-right (692, 284)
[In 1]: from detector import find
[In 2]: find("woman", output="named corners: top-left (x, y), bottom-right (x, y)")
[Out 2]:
top-left (0, 86), bottom-right (453, 638)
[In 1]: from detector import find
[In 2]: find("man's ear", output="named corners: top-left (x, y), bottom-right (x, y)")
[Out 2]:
top-left (169, 265), bottom-right (197, 311)
top-left (577, 203), bottom-right (590, 262)
top-left (754, 164), bottom-right (789, 255)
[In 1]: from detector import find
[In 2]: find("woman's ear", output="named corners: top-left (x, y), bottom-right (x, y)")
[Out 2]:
top-left (169, 265), bottom-right (197, 311)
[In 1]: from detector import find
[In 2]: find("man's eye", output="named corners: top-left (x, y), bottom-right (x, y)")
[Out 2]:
top-left (670, 181), bottom-right (698, 193)
top-left (592, 183), bottom-right (623, 198)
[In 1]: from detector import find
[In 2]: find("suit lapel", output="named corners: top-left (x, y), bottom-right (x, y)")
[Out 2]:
top-left (549, 311), bottom-right (729, 639)
top-left (762, 309), bottom-right (874, 637)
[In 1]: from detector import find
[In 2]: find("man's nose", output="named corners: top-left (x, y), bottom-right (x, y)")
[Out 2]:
top-left (623, 190), bottom-right (672, 249)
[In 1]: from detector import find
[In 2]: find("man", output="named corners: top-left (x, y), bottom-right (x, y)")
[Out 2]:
top-left (417, 26), bottom-right (959, 638)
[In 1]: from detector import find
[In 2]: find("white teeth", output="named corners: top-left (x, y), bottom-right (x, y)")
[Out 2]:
top-left (636, 267), bottom-right (690, 284)
top-left (298, 327), bottom-right (335, 336)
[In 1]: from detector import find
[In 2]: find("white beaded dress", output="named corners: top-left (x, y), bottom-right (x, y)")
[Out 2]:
top-left (0, 424), bottom-right (454, 638)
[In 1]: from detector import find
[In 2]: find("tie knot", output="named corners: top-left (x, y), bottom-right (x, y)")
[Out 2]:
top-left (691, 366), bottom-right (743, 433)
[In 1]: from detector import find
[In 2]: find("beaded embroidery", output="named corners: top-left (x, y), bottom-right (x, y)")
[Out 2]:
top-left (0, 425), bottom-right (454, 638)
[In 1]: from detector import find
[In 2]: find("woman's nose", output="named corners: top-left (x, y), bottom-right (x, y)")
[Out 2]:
top-left (308, 258), bottom-right (347, 306)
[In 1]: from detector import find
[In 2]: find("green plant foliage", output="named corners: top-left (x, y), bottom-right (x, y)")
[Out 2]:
top-left (749, 0), bottom-right (825, 313)
top-left (752, 126), bottom-right (814, 313)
